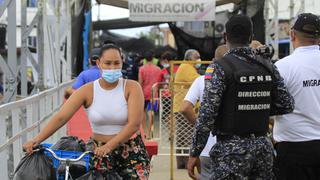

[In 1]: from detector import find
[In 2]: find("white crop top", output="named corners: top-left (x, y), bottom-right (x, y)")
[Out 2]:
top-left (86, 78), bottom-right (128, 135)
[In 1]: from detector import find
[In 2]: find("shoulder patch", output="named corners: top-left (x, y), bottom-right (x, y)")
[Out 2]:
top-left (205, 67), bottom-right (214, 79)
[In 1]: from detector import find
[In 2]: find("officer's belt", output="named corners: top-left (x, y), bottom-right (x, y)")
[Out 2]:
top-left (217, 132), bottom-right (266, 141)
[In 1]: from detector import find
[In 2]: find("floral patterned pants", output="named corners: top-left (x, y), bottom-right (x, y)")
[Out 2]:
top-left (90, 135), bottom-right (150, 180)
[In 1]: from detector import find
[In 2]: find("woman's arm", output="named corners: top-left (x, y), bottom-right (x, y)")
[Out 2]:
top-left (23, 84), bottom-right (90, 153)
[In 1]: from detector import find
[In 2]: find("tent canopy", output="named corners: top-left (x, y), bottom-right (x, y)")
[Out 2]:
top-left (93, 18), bottom-right (164, 30)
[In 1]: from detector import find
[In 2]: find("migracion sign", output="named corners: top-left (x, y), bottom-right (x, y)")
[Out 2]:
top-left (129, 0), bottom-right (216, 22)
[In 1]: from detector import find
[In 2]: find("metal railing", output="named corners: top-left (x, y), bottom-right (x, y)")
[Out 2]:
top-left (147, 60), bottom-right (212, 179)
top-left (150, 82), bottom-right (168, 141)
top-left (0, 0), bottom-right (75, 104)
top-left (152, 82), bottom-right (194, 153)
top-left (0, 80), bottom-right (73, 179)
top-left (168, 60), bottom-right (211, 180)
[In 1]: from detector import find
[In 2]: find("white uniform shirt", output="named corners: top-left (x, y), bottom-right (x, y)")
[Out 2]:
top-left (274, 45), bottom-right (320, 142)
top-left (184, 75), bottom-right (216, 157)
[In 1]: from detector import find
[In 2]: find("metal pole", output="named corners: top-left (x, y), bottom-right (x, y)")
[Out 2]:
top-left (289, 0), bottom-right (294, 53)
top-left (66, 0), bottom-right (73, 81)
top-left (21, 0), bottom-right (28, 97)
top-left (55, 0), bottom-right (61, 85)
top-left (264, 0), bottom-right (279, 60)
top-left (169, 62), bottom-right (174, 180)
top-left (37, 0), bottom-right (45, 91)
top-left (300, 0), bottom-right (305, 13)
top-left (6, 0), bottom-right (17, 102)
top-left (274, 0), bottom-right (279, 60)
top-left (264, 0), bottom-right (269, 48)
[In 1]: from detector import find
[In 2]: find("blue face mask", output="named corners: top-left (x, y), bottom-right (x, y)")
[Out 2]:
top-left (162, 63), bottom-right (170, 68)
top-left (194, 59), bottom-right (202, 69)
top-left (194, 64), bottom-right (201, 69)
top-left (101, 69), bottom-right (122, 83)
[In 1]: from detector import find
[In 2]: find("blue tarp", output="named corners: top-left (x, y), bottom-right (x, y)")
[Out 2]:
top-left (82, 10), bottom-right (91, 70)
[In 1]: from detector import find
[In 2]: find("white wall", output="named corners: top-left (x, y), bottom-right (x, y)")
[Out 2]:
top-left (270, 0), bottom-right (320, 18)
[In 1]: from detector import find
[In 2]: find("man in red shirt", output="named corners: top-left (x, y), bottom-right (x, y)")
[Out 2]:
top-left (139, 51), bottom-right (161, 138)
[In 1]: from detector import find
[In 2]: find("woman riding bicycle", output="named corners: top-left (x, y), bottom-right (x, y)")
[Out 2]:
top-left (23, 44), bottom-right (150, 179)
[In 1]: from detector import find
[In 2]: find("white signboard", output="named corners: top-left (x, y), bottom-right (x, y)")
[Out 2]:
top-left (129, 0), bottom-right (216, 22)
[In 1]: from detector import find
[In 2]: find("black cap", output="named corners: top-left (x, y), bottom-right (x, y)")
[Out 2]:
top-left (292, 13), bottom-right (320, 37)
top-left (91, 48), bottom-right (100, 61)
top-left (226, 14), bottom-right (253, 37)
top-left (103, 40), bottom-right (116, 45)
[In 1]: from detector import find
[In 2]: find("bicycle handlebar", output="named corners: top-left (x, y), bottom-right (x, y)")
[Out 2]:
top-left (44, 148), bottom-right (92, 162)
top-left (33, 147), bottom-right (93, 162)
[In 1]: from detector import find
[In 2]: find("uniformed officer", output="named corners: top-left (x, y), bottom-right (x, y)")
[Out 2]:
top-left (187, 14), bottom-right (295, 179)
top-left (273, 13), bottom-right (320, 180)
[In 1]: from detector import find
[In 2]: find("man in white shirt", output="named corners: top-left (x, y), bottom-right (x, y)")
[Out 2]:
top-left (180, 75), bottom-right (216, 180)
top-left (274, 13), bottom-right (320, 180)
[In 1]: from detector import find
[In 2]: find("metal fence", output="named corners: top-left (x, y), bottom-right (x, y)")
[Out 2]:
top-left (0, 0), bottom-right (75, 104)
top-left (0, 80), bottom-right (72, 180)
top-left (157, 83), bottom-right (194, 154)
top-left (168, 60), bottom-right (211, 180)
top-left (158, 88), bottom-right (171, 149)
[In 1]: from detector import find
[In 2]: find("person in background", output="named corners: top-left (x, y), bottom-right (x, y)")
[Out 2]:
top-left (122, 52), bottom-right (140, 81)
top-left (273, 13), bottom-right (320, 180)
top-left (174, 49), bottom-right (201, 169)
top-left (139, 51), bottom-right (162, 138)
top-left (158, 51), bottom-right (178, 84)
top-left (23, 44), bottom-right (150, 179)
top-left (64, 48), bottom-right (101, 99)
top-left (214, 44), bottom-right (228, 60)
top-left (143, 50), bottom-right (158, 65)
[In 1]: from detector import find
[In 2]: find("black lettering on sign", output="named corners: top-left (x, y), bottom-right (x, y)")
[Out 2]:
top-left (303, 79), bottom-right (320, 87)
top-left (129, 3), bottom-right (205, 14)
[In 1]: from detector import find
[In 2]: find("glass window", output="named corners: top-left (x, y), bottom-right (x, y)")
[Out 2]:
top-left (191, 22), bottom-right (204, 32)
top-left (27, 0), bottom-right (37, 7)
top-left (27, 36), bottom-right (37, 48)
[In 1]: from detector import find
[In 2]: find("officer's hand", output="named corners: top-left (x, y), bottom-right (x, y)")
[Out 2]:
top-left (187, 156), bottom-right (201, 180)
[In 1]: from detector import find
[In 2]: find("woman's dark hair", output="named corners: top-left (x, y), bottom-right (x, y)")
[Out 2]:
top-left (144, 50), bottom-right (154, 62)
top-left (161, 51), bottom-right (175, 61)
top-left (99, 43), bottom-right (123, 59)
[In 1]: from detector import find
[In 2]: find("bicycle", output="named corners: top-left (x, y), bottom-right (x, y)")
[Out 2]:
top-left (34, 145), bottom-right (92, 180)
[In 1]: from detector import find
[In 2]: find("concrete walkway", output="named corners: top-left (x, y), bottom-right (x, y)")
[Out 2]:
top-left (148, 113), bottom-right (194, 180)
top-left (149, 154), bottom-right (192, 180)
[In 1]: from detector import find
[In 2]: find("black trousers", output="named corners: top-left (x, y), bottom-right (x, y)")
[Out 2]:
top-left (274, 140), bottom-right (320, 180)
